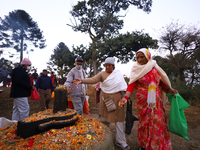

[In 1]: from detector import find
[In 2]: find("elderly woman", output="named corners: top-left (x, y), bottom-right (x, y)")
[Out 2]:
top-left (74, 57), bottom-right (130, 150)
top-left (119, 48), bottom-right (178, 150)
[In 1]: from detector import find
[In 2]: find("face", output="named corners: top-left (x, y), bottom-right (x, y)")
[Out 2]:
top-left (136, 52), bottom-right (148, 65)
top-left (105, 64), bottom-right (114, 73)
top-left (24, 65), bottom-right (31, 70)
top-left (43, 71), bottom-right (47, 75)
top-left (75, 61), bottom-right (83, 66)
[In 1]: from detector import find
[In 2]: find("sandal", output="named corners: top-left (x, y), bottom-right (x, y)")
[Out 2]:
top-left (115, 142), bottom-right (130, 150)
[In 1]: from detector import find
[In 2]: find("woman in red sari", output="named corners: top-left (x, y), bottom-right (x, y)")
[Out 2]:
top-left (119, 48), bottom-right (178, 150)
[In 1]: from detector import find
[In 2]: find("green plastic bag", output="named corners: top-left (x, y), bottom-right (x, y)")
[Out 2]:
top-left (167, 93), bottom-right (190, 141)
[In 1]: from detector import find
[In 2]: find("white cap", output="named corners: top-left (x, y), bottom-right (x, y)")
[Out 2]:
top-left (105, 57), bottom-right (115, 65)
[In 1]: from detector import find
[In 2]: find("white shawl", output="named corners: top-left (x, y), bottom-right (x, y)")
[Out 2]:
top-left (100, 70), bottom-right (127, 94)
top-left (129, 60), bottom-right (171, 105)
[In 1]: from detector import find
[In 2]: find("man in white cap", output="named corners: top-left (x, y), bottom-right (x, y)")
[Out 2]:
top-left (64, 56), bottom-right (87, 114)
top-left (10, 58), bottom-right (35, 121)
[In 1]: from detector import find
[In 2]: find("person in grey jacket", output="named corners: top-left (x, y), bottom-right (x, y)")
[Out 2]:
top-left (0, 65), bottom-right (9, 87)
top-left (64, 57), bottom-right (87, 114)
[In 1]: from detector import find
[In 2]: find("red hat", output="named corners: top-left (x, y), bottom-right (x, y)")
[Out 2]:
top-left (21, 58), bottom-right (32, 65)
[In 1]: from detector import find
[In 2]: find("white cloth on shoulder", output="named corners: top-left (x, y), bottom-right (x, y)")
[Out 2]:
top-left (100, 70), bottom-right (127, 94)
top-left (129, 59), bottom-right (171, 105)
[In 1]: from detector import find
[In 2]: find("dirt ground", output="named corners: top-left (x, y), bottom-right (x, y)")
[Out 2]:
top-left (0, 85), bottom-right (200, 150)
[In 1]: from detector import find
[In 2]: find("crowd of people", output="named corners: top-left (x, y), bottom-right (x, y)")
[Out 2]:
top-left (1, 48), bottom-right (179, 150)
top-left (7, 58), bottom-right (57, 120)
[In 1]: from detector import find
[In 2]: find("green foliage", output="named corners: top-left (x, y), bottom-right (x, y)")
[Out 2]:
top-left (156, 22), bottom-right (200, 102)
top-left (0, 57), bottom-right (19, 73)
top-left (47, 42), bottom-right (75, 79)
top-left (0, 9), bottom-right (46, 62)
top-left (158, 22), bottom-right (200, 87)
top-left (97, 31), bottom-right (158, 63)
top-left (72, 44), bottom-right (102, 76)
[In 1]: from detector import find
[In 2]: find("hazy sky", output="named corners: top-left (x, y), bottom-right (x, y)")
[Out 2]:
top-left (0, 0), bottom-right (200, 77)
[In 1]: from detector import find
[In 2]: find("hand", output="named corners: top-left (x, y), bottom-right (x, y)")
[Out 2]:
top-left (32, 86), bottom-right (35, 90)
top-left (169, 88), bottom-right (178, 98)
top-left (118, 97), bottom-right (127, 107)
top-left (71, 78), bottom-right (82, 86)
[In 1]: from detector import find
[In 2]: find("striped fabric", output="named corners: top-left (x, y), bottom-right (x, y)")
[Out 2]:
top-left (147, 69), bottom-right (157, 109)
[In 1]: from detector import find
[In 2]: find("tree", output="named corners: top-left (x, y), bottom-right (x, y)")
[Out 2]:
top-left (47, 42), bottom-right (75, 83)
top-left (71, 30), bottom-right (157, 76)
top-left (0, 58), bottom-right (14, 73)
top-left (158, 22), bottom-right (200, 86)
top-left (72, 44), bottom-right (98, 76)
top-left (94, 31), bottom-right (158, 63)
top-left (67, 0), bottom-right (153, 75)
top-left (156, 22), bottom-right (200, 100)
top-left (0, 10), bottom-right (46, 62)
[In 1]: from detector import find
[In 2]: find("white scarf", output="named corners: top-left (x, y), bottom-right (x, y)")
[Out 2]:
top-left (129, 60), bottom-right (171, 106)
top-left (100, 70), bottom-right (127, 94)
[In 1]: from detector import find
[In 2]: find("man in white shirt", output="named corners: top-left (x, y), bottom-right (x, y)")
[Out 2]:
top-left (64, 57), bottom-right (87, 114)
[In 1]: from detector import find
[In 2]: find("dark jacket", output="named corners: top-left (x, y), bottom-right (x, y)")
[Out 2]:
top-left (0, 68), bottom-right (9, 77)
top-left (10, 65), bottom-right (33, 98)
top-left (32, 72), bottom-right (38, 79)
top-left (36, 74), bottom-right (54, 91)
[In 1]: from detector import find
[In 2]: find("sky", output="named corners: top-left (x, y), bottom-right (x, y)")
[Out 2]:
top-left (0, 0), bottom-right (200, 77)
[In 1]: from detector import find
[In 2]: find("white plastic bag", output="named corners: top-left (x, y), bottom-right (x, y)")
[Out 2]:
top-left (0, 117), bottom-right (17, 128)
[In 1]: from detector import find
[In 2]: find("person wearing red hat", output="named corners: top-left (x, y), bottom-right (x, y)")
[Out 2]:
top-left (10, 58), bottom-right (35, 121)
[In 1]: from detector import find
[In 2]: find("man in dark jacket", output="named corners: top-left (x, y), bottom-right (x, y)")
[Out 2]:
top-left (36, 69), bottom-right (54, 111)
top-left (10, 58), bottom-right (34, 121)
top-left (0, 65), bottom-right (9, 87)
top-left (32, 69), bottom-right (38, 85)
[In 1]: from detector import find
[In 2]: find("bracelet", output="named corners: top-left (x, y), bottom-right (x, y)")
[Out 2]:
top-left (123, 95), bottom-right (128, 100)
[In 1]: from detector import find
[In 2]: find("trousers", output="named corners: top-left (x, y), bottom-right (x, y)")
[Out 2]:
top-left (0, 76), bottom-right (7, 87)
top-left (38, 89), bottom-right (51, 111)
top-left (12, 97), bottom-right (29, 121)
top-left (71, 96), bottom-right (85, 114)
top-left (101, 121), bottom-right (128, 148)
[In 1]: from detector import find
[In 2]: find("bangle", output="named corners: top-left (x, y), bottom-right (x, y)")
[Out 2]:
top-left (123, 95), bottom-right (128, 100)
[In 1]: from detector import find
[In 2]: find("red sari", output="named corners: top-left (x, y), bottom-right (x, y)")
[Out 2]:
top-left (127, 68), bottom-right (172, 150)
top-left (51, 75), bottom-right (55, 87)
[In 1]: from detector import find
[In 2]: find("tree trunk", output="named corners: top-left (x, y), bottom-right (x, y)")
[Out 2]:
top-left (92, 50), bottom-right (98, 75)
top-left (176, 68), bottom-right (185, 86)
top-left (20, 29), bottom-right (24, 63)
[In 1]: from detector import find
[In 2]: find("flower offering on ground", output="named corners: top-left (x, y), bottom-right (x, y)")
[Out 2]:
top-left (0, 109), bottom-right (109, 150)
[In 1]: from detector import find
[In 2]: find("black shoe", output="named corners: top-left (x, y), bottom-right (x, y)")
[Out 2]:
top-left (138, 147), bottom-right (146, 150)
